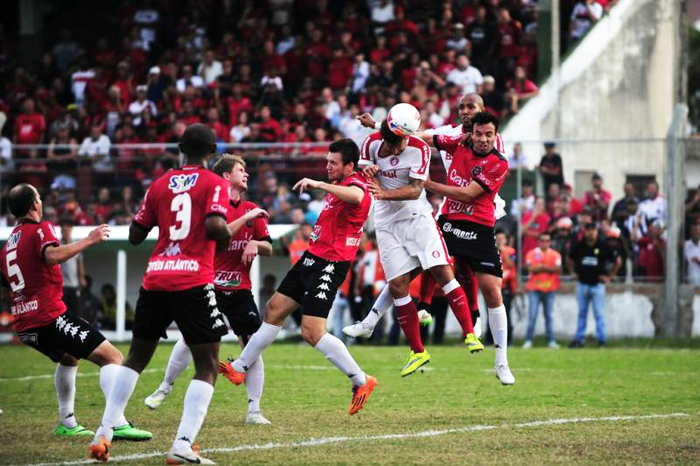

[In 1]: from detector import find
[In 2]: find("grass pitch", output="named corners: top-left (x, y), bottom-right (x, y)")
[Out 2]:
top-left (0, 340), bottom-right (698, 465)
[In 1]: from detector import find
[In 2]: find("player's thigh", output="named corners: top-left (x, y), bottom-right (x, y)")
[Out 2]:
top-left (86, 339), bottom-right (124, 367)
top-left (265, 292), bottom-right (301, 325)
top-left (46, 313), bottom-right (109, 362)
top-left (409, 215), bottom-right (450, 273)
top-left (388, 271), bottom-right (413, 298)
top-left (377, 227), bottom-right (421, 282)
top-left (132, 287), bottom-right (175, 342)
top-left (300, 314), bottom-right (327, 346)
top-left (171, 285), bottom-right (228, 346)
top-left (476, 272), bottom-right (503, 308)
top-left (218, 290), bottom-right (261, 338)
top-left (301, 260), bottom-right (350, 319)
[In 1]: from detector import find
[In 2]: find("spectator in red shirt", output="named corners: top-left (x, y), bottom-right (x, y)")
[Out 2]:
top-left (258, 106), bottom-right (282, 142)
top-left (506, 65), bottom-right (538, 114)
top-left (635, 220), bottom-right (665, 282)
top-left (522, 196), bottom-right (552, 258)
top-left (327, 49), bottom-right (354, 91)
top-left (14, 97), bottom-right (46, 147)
top-left (205, 107), bottom-right (228, 141)
top-left (583, 172), bottom-right (612, 222)
top-left (370, 35), bottom-right (391, 65)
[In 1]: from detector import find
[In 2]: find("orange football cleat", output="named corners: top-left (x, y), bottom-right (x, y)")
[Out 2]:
top-left (88, 435), bottom-right (110, 463)
top-left (218, 360), bottom-right (246, 385)
top-left (349, 375), bottom-right (378, 415)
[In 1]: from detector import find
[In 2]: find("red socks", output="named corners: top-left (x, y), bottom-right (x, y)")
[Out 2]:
top-left (395, 296), bottom-right (424, 353)
top-left (444, 283), bottom-right (474, 337)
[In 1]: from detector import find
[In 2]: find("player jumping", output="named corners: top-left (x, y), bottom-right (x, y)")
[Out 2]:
top-left (89, 124), bottom-right (232, 464)
top-left (143, 154), bottom-right (273, 425)
top-left (218, 139), bottom-right (378, 415)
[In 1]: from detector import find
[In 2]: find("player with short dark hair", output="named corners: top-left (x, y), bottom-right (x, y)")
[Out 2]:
top-left (0, 184), bottom-right (151, 440)
top-left (144, 153), bottom-right (274, 425)
top-left (218, 138), bottom-right (379, 416)
top-left (89, 124), bottom-right (231, 465)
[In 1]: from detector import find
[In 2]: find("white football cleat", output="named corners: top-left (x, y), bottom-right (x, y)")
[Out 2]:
top-left (144, 386), bottom-right (170, 410)
top-left (473, 317), bottom-right (482, 338)
top-left (522, 340), bottom-right (532, 349)
top-left (246, 411), bottom-right (272, 425)
top-left (343, 322), bottom-right (375, 338)
top-left (166, 447), bottom-right (215, 465)
top-left (495, 365), bottom-right (515, 385)
top-left (548, 341), bottom-right (561, 349)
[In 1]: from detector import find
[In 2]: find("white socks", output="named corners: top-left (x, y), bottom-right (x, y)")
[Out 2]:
top-left (99, 364), bottom-right (128, 427)
top-left (488, 305), bottom-right (509, 366)
top-left (364, 285), bottom-right (393, 326)
top-left (162, 338), bottom-right (192, 390)
top-left (95, 366), bottom-right (139, 442)
top-left (55, 364), bottom-right (78, 428)
top-left (315, 333), bottom-right (367, 387)
top-left (245, 356), bottom-right (264, 413)
top-left (172, 380), bottom-right (214, 452)
top-left (232, 322), bottom-right (281, 372)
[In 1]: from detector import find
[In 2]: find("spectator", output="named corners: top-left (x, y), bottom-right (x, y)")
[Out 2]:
top-left (482, 75), bottom-right (508, 120)
top-left (551, 217), bottom-right (575, 272)
top-left (567, 223), bottom-right (621, 347)
top-left (47, 124), bottom-right (79, 176)
top-left (635, 220), bottom-right (666, 282)
top-left (79, 124), bottom-right (112, 172)
top-left (684, 185), bottom-right (700, 237)
top-left (351, 53), bottom-right (370, 94)
top-left (146, 66), bottom-right (167, 105)
top-left (176, 64), bottom-right (204, 93)
top-left (446, 23), bottom-right (469, 52)
top-left (70, 60), bottom-right (95, 108)
top-left (611, 181), bottom-right (639, 226)
top-left (638, 180), bottom-right (666, 224)
top-left (258, 106), bottom-right (282, 142)
top-left (282, 222), bottom-right (312, 265)
top-left (465, 5), bottom-right (497, 69)
top-left (538, 141), bottom-right (564, 193)
top-left (197, 49), bottom-right (223, 85)
top-left (229, 110), bottom-right (251, 142)
top-left (523, 232), bottom-right (562, 349)
top-left (99, 283), bottom-right (134, 330)
top-left (510, 179), bottom-right (535, 217)
top-left (522, 196), bottom-right (551, 258)
top-left (78, 275), bottom-right (102, 323)
top-left (570, 0), bottom-right (603, 43)
top-left (583, 172), bottom-right (612, 222)
top-left (506, 65), bottom-right (538, 114)
top-left (0, 114), bottom-right (12, 174)
top-left (604, 225), bottom-right (628, 279)
top-left (685, 222), bottom-right (700, 285)
top-left (14, 97), bottom-right (46, 162)
top-left (446, 54), bottom-right (483, 95)
top-left (59, 218), bottom-right (86, 317)
top-left (128, 85), bottom-right (157, 127)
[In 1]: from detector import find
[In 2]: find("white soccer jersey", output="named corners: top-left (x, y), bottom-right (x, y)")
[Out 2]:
top-left (359, 132), bottom-right (433, 228)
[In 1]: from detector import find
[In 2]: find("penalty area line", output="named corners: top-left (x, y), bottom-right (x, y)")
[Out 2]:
top-left (21, 412), bottom-right (690, 466)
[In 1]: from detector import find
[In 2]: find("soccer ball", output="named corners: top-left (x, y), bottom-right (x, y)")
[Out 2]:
top-left (386, 103), bottom-right (421, 137)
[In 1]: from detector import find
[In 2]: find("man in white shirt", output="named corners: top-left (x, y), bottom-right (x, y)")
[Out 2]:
top-left (197, 50), bottom-right (223, 85)
top-left (685, 223), bottom-right (700, 285)
top-left (570, 0), bottom-right (603, 41)
top-left (128, 86), bottom-right (157, 126)
top-left (176, 65), bottom-right (205, 93)
top-left (639, 181), bottom-right (667, 223)
top-left (79, 124), bottom-right (112, 172)
top-left (71, 64), bottom-right (96, 108)
top-left (446, 54), bottom-right (483, 95)
top-left (351, 53), bottom-right (370, 94)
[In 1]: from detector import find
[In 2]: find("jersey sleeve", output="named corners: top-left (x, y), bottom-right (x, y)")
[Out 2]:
top-left (473, 156), bottom-right (508, 193)
top-left (205, 177), bottom-right (230, 218)
top-left (38, 222), bottom-right (61, 255)
top-left (134, 187), bottom-right (156, 230)
top-left (254, 216), bottom-right (272, 242)
top-left (359, 133), bottom-right (377, 167)
top-left (432, 134), bottom-right (461, 156)
top-left (408, 139), bottom-right (431, 181)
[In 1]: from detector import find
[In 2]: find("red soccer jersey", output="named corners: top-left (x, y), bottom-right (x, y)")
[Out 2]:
top-left (0, 220), bottom-right (66, 332)
top-left (134, 165), bottom-right (230, 291)
top-left (434, 135), bottom-right (509, 227)
top-left (214, 200), bottom-right (271, 291)
top-left (308, 173), bottom-right (372, 262)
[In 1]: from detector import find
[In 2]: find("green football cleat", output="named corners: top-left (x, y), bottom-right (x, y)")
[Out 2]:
top-left (55, 424), bottom-right (94, 437)
top-left (465, 333), bottom-right (484, 353)
top-left (112, 422), bottom-right (153, 441)
top-left (400, 350), bottom-right (431, 377)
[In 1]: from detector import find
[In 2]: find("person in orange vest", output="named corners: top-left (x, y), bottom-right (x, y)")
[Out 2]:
top-left (523, 232), bottom-right (562, 349)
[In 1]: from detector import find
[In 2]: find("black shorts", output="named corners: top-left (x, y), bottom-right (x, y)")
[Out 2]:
top-left (133, 284), bottom-right (228, 345)
top-left (16, 312), bottom-right (106, 362)
top-left (216, 289), bottom-right (261, 337)
top-left (276, 251), bottom-right (350, 319)
top-left (438, 218), bottom-right (503, 278)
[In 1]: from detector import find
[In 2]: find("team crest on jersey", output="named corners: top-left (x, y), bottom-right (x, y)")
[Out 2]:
top-left (390, 157), bottom-right (399, 166)
top-left (471, 166), bottom-right (483, 177)
top-left (168, 173), bottom-right (200, 193)
top-left (6, 231), bottom-right (21, 250)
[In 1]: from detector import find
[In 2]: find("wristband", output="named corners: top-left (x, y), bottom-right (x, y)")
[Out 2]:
top-left (374, 121), bottom-right (381, 130)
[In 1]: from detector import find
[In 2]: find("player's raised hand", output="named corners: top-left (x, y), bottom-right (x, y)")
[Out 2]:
top-left (87, 224), bottom-right (110, 245)
top-left (361, 164), bottom-right (380, 179)
top-left (241, 240), bottom-right (258, 266)
top-left (356, 113), bottom-right (377, 129)
top-left (293, 177), bottom-right (321, 194)
top-left (244, 207), bottom-right (269, 221)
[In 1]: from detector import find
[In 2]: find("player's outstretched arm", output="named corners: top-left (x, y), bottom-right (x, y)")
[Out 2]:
top-left (227, 208), bottom-right (269, 237)
top-left (425, 179), bottom-right (484, 203)
top-left (129, 221), bottom-right (150, 245)
top-left (368, 178), bottom-right (424, 201)
top-left (293, 177), bottom-right (364, 205)
top-left (44, 224), bottom-right (110, 265)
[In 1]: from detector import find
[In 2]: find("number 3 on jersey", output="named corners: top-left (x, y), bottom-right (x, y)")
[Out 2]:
top-left (5, 250), bottom-right (25, 292)
top-left (169, 193), bottom-right (192, 240)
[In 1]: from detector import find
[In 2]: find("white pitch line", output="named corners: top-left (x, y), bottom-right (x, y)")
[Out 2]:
top-left (20, 413), bottom-right (690, 466)
top-left (0, 368), bottom-right (162, 383)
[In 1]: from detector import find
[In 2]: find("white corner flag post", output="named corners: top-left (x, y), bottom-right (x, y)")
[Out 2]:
top-left (116, 249), bottom-right (127, 342)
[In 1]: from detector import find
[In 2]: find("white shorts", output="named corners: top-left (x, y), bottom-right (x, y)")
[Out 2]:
top-left (376, 212), bottom-right (449, 282)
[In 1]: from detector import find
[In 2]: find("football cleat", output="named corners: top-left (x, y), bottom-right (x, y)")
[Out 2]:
top-left (88, 435), bottom-right (110, 463)
top-left (166, 445), bottom-right (215, 465)
top-left (522, 340), bottom-right (533, 349)
top-left (548, 341), bottom-right (561, 349)
top-left (464, 333), bottom-right (484, 353)
top-left (112, 422), bottom-right (153, 441)
top-left (246, 411), bottom-right (272, 425)
top-left (495, 364), bottom-right (515, 385)
top-left (55, 424), bottom-right (94, 437)
top-left (144, 386), bottom-right (170, 409)
top-left (218, 360), bottom-right (246, 385)
top-left (342, 321), bottom-right (375, 338)
top-left (417, 310), bottom-right (433, 326)
top-left (349, 375), bottom-right (378, 415)
top-left (400, 350), bottom-right (431, 377)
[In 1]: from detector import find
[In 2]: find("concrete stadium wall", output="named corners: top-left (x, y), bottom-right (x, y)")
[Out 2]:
top-left (502, 0), bottom-right (679, 201)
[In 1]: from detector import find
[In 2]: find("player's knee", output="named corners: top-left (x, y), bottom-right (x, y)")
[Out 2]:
top-left (301, 323), bottom-right (324, 346)
top-left (388, 280), bottom-right (408, 298)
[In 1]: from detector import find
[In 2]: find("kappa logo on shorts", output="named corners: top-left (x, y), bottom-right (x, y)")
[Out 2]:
top-left (315, 291), bottom-right (328, 300)
top-left (212, 318), bottom-right (225, 329)
top-left (210, 308), bottom-right (222, 318)
top-left (78, 330), bottom-right (89, 343)
top-left (317, 282), bottom-right (331, 291)
top-left (18, 333), bottom-right (38, 345)
top-left (320, 274), bottom-right (332, 282)
top-left (323, 264), bottom-right (335, 273)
